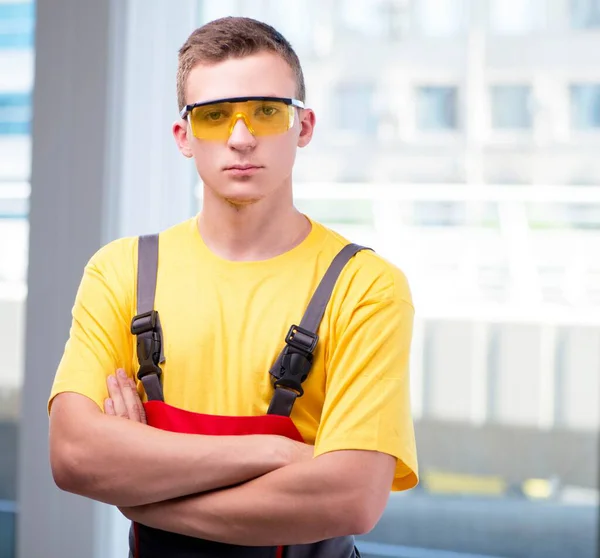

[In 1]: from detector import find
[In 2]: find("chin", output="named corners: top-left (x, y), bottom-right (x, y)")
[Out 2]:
top-left (202, 174), bottom-right (285, 208)
top-left (218, 178), bottom-right (272, 206)
top-left (223, 195), bottom-right (263, 208)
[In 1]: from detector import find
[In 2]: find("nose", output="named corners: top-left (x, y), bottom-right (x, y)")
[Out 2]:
top-left (227, 114), bottom-right (257, 151)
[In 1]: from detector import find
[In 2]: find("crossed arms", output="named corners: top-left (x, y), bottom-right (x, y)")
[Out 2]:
top-left (49, 370), bottom-right (396, 546)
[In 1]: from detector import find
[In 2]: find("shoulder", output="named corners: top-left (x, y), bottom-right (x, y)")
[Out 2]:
top-left (316, 221), bottom-right (413, 310)
top-left (88, 235), bottom-right (137, 272)
top-left (88, 217), bottom-right (195, 273)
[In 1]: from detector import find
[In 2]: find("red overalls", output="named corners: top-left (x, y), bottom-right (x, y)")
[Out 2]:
top-left (128, 234), bottom-right (365, 558)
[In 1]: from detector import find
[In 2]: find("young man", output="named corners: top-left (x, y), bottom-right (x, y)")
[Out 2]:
top-left (48, 16), bottom-right (417, 558)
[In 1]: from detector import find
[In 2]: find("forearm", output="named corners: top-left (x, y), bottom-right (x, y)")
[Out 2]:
top-left (122, 451), bottom-right (374, 546)
top-left (50, 397), bottom-right (289, 507)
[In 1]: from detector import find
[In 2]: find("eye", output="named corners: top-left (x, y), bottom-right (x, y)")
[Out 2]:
top-left (257, 105), bottom-right (279, 117)
top-left (205, 111), bottom-right (224, 121)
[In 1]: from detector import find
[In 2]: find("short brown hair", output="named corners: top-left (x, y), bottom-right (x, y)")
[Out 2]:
top-left (177, 17), bottom-right (306, 111)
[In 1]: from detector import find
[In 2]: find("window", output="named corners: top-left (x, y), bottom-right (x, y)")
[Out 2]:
top-left (334, 83), bottom-right (377, 136)
top-left (0, 2), bottom-right (35, 49)
top-left (0, 92), bottom-right (31, 135)
top-left (489, 0), bottom-right (547, 34)
top-left (571, 84), bottom-right (600, 129)
top-left (491, 85), bottom-right (533, 129)
top-left (571, 0), bottom-right (600, 29)
top-left (413, 0), bottom-right (467, 37)
top-left (416, 86), bottom-right (458, 130)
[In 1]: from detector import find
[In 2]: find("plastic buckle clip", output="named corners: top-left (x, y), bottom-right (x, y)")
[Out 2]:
top-left (274, 325), bottom-right (319, 396)
top-left (131, 311), bottom-right (162, 380)
top-left (131, 310), bottom-right (158, 335)
top-left (136, 332), bottom-right (162, 380)
top-left (285, 324), bottom-right (318, 353)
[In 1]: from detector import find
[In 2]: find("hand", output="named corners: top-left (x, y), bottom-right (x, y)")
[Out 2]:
top-left (104, 368), bottom-right (147, 424)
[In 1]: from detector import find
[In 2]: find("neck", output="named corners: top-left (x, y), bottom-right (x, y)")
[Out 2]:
top-left (198, 183), bottom-right (311, 262)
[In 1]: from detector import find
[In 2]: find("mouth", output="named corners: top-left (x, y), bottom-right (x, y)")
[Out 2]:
top-left (223, 164), bottom-right (263, 176)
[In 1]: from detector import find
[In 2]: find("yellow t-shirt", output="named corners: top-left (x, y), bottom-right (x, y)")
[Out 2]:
top-left (49, 216), bottom-right (418, 490)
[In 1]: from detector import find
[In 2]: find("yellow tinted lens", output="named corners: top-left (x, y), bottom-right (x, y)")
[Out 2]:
top-left (189, 100), bottom-right (293, 140)
top-left (189, 102), bottom-right (233, 140)
top-left (245, 100), bottom-right (292, 136)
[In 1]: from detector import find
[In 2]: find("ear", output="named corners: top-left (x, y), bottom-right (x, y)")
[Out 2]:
top-left (172, 119), bottom-right (194, 158)
top-left (297, 108), bottom-right (316, 148)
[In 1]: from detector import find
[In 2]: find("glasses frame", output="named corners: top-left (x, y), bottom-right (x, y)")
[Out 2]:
top-left (179, 96), bottom-right (305, 120)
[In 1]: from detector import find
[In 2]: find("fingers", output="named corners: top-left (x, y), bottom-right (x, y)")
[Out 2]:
top-left (129, 377), bottom-right (147, 425)
top-left (107, 373), bottom-right (128, 418)
top-left (118, 369), bottom-right (146, 424)
top-left (106, 369), bottom-right (147, 424)
top-left (104, 398), bottom-right (115, 415)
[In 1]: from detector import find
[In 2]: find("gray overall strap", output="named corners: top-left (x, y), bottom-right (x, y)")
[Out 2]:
top-left (131, 234), bottom-right (165, 402)
top-left (267, 243), bottom-right (370, 417)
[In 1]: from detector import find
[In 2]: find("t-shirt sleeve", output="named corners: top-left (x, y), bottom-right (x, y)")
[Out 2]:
top-left (48, 239), bottom-right (136, 414)
top-left (313, 265), bottom-right (418, 491)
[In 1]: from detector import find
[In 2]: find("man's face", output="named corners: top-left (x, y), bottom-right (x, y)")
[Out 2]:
top-left (173, 52), bottom-right (315, 207)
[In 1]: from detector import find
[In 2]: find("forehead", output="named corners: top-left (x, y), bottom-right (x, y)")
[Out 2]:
top-left (186, 51), bottom-right (297, 105)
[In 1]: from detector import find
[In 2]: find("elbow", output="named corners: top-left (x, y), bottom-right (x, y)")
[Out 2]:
top-left (349, 508), bottom-right (380, 537)
top-left (50, 440), bottom-right (87, 495)
top-left (50, 437), bottom-right (100, 499)
top-left (50, 439), bottom-right (140, 507)
top-left (344, 492), bottom-right (387, 537)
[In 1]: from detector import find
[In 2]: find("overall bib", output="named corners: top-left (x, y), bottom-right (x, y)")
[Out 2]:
top-left (129, 234), bottom-right (368, 558)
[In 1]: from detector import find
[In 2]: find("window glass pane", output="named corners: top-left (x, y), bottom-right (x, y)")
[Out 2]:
top-left (198, 2), bottom-right (600, 556)
top-left (571, 0), bottom-right (600, 29)
top-left (491, 85), bottom-right (532, 129)
top-left (413, 0), bottom-right (467, 37)
top-left (417, 86), bottom-right (458, 130)
top-left (28, 2), bottom-right (600, 557)
top-left (570, 84), bottom-right (600, 129)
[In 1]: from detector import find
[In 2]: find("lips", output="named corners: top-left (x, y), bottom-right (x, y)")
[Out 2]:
top-left (223, 164), bottom-right (263, 177)
top-left (224, 164), bottom-right (262, 171)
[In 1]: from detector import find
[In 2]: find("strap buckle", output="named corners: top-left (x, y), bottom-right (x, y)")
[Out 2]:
top-left (131, 310), bottom-right (158, 335)
top-left (131, 311), bottom-right (162, 381)
top-left (273, 325), bottom-right (319, 397)
top-left (135, 332), bottom-right (162, 380)
top-left (285, 324), bottom-right (318, 353)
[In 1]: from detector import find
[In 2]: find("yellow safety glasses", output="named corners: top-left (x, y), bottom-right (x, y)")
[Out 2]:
top-left (180, 96), bottom-right (305, 141)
